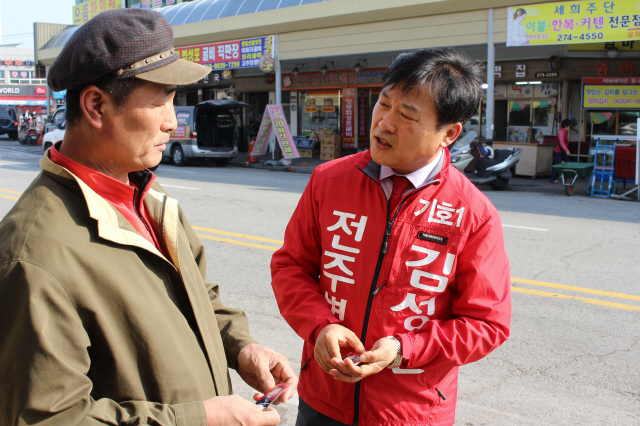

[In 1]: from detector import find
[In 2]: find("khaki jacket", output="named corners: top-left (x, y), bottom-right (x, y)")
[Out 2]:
top-left (0, 155), bottom-right (256, 426)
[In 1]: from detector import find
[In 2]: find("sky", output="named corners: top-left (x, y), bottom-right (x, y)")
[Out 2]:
top-left (1, 0), bottom-right (77, 49)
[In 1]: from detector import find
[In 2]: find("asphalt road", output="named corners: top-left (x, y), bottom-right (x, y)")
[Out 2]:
top-left (1, 139), bottom-right (639, 426)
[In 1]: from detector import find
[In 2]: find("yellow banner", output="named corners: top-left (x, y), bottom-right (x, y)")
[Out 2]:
top-left (507, 0), bottom-right (640, 46)
top-left (582, 77), bottom-right (640, 109)
top-left (73, 0), bottom-right (123, 26)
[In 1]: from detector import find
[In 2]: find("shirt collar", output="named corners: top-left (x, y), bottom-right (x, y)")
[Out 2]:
top-left (379, 149), bottom-right (444, 188)
top-left (49, 142), bottom-right (156, 203)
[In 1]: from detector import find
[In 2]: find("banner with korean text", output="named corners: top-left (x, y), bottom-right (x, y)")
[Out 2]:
top-left (176, 36), bottom-right (275, 71)
top-left (342, 88), bottom-right (356, 149)
top-left (358, 90), bottom-right (368, 142)
top-left (73, 0), bottom-right (123, 25)
top-left (582, 77), bottom-right (640, 109)
top-left (250, 106), bottom-right (300, 159)
top-left (507, 0), bottom-right (639, 46)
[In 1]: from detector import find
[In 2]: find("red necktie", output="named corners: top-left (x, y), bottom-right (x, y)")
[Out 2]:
top-left (388, 175), bottom-right (411, 218)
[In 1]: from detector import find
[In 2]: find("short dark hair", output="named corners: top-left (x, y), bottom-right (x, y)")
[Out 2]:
top-left (561, 119), bottom-right (572, 128)
top-left (65, 78), bottom-right (144, 127)
top-left (382, 48), bottom-right (484, 129)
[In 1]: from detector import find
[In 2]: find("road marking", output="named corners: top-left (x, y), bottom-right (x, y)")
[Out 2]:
top-left (193, 226), bottom-right (284, 245)
top-left (0, 188), bottom-right (22, 195)
top-left (512, 277), bottom-right (640, 302)
top-left (0, 188), bottom-right (21, 200)
top-left (502, 224), bottom-right (549, 231)
top-left (511, 287), bottom-right (640, 312)
top-left (160, 184), bottom-right (199, 190)
top-left (196, 234), bottom-right (279, 251)
top-left (192, 229), bottom-right (640, 312)
top-left (2, 185), bottom-right (637, 311)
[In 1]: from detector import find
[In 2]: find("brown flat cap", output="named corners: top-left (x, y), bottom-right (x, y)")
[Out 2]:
top-left (48, 8), bottom-right (210, 92)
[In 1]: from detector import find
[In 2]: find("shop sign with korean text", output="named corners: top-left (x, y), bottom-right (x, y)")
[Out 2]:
top-left (342, 88), bottom-right (356, 149)
top-left (534, 83), bottom-right (560, 97)
top-left (506, 0), bottom-right (639, 47)
top-left (128, 0), bottom-right (178, 9)
top-left (73, 0), bottom-right (123, 25)
top-left (358, 90), bottom-right (368, 141)
top-left (250, 105), bottom-right (300, 159)
top-left (507, 84), bottom-right (534, 98)
top-left (176, 36), bottom-right (275, 71)
top-left (283, 70), bottom-right (386, 90)
top-left (582, 77), bottom-right (640, 109)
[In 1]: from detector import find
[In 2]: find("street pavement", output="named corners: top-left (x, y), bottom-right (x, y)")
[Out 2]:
top-left (1, 138), bottom-right (639, 426)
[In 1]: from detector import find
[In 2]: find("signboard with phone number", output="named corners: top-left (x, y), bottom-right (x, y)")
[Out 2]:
top-left (176, 36), bottom-right (275, 71)
top-left (582, 77), bottom-right (640, 109)
top-left (507, 0), bottom-right (640, 47)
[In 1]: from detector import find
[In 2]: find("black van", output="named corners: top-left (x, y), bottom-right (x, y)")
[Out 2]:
top-left (163, 99), bottom-right (249, 166)
top-left (0, 107), bottom-right (18, 140)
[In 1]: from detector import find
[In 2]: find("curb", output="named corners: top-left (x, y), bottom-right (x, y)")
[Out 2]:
top-left (228, 160), bottom-right (315, 174)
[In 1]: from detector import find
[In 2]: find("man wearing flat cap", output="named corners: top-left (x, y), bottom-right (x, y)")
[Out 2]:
top-left (0, 9), bottom-right (295, 426)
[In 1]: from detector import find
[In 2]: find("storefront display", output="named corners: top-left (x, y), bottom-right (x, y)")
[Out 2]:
top-left (301, 90), bottom-right (341, 136)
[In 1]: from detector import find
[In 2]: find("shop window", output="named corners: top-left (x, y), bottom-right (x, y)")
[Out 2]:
top-left (0, 71), bottom-right (4, 79)
top-left (10, 80), bottom-right (19, 84)
top-left (585, 109), bottom-right (640, 145)
top-left (508, 100), bottom-right (531, 142)
top-left (586, 110), bottom-right (616, 136)
top-left (532, 100), bottom-right (557, 143)
top-left (618, 111), bottom-right (639, 136)
top-left (300, 90), bottom-right (340, 135)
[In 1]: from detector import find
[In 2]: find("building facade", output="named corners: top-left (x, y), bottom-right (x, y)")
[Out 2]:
top-left (36, 0), bottom-right (639, 170)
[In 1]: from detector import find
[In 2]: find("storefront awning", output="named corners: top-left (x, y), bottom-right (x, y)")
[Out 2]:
top-left (42, 0), bottom-right (328, 52)
top-left (157, 0), bottom-right (327, 26)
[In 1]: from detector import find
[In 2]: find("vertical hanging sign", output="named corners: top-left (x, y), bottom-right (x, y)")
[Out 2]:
top-left (342, 88), bottom-right (356, 149)
top-left (358, 90), bottom-right (368, 146)
top-left (250, 105), bottom-right (300, 159)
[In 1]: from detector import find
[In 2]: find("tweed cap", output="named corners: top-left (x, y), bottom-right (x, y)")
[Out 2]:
top-left (48, 8), bottom-right (210, 92)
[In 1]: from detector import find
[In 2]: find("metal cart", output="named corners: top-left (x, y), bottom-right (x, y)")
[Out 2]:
top-left (551, 162), bottom-right (594, 196)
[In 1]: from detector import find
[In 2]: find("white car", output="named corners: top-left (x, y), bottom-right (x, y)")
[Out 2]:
top-left (43, 123), bottom-right (66, 152)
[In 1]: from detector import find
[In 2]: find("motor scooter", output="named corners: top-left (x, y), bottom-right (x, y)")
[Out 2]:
top-left (19, 127), bottom-right (41, 146)
top-left (449, 130), bottom-right (522, 190)
top-left (18, 120), bottom-right (30, 141)
top-left (449, 131), bottom-right (482, 172)
top-left (469, 146), bottom-right (522, 190)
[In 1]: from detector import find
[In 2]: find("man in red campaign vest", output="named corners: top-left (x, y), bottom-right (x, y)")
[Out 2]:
top-left (271, 48), bottom-right (512, 426)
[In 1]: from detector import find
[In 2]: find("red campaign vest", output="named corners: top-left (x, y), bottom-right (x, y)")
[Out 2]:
top-left (272, 149), bottom-right (511, 426)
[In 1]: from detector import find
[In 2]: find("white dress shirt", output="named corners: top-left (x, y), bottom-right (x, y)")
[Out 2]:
top-left (379, 149), bottom-right (444, 200)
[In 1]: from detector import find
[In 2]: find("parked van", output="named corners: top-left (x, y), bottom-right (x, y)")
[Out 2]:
top-left (163, 99), bottom-right (249, 166)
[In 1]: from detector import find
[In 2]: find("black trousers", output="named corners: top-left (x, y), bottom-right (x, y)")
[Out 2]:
top-left (296, 398), bottom-right (356, 426)
top-left (551, 151), bottom-right (570, 181)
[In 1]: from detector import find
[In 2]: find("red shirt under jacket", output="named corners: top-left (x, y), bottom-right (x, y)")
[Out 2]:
top-left (49, 144), bottom-right (162, 252)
